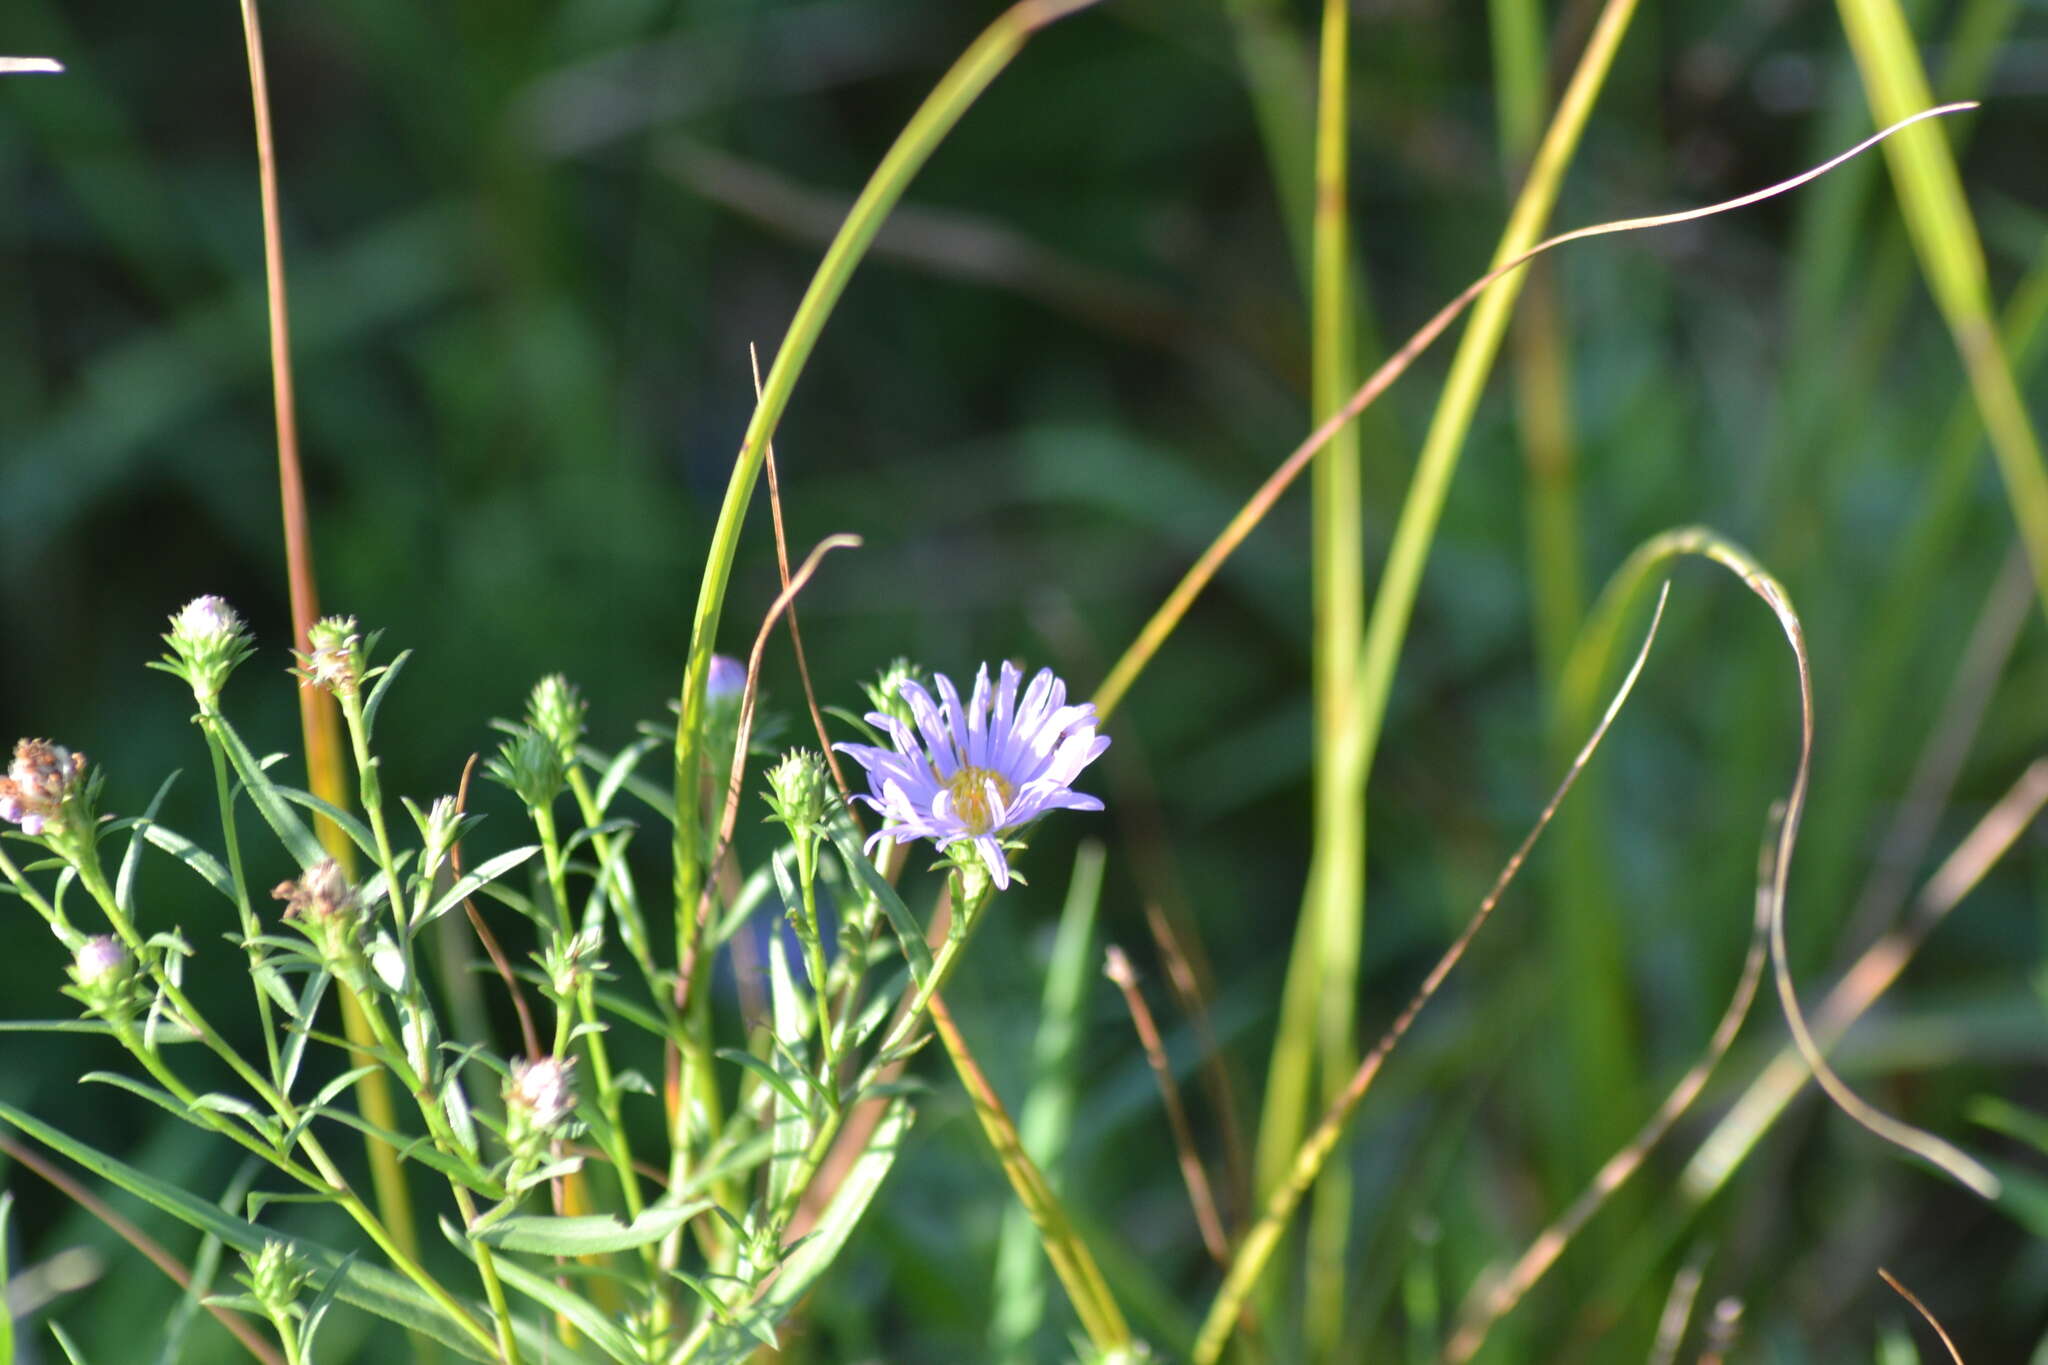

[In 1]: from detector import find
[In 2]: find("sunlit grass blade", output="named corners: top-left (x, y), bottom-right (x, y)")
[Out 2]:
top-left (1834, 0), bottom-right (2048, 617)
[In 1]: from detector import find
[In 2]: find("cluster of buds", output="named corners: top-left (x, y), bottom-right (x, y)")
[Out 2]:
top-left (292, 616), bottom-right (366, 698)
top-left (526, 674), bottom-right (586, 769)
top-left (154, 595), bottom-right (254, 707)
top-left (0, 739), bottom-right (90, 840)
top-left (65, 935), bottom-right (142, 1023)
top-left (273, 860), bottom-right (368, 979)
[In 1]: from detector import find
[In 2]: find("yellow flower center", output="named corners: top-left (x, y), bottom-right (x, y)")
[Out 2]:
top-left (946, 766), bottom-right (1015, 835)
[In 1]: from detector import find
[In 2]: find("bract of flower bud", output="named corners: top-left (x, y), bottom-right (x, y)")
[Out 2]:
top-left (485, 729), bottom-right (565, 809)
top-left (415, 794), bottom-right (463, 878)
top-left (506, 1054), bottom-right (578, 1133)
top-left (861, 659), bottom-right (923, 734)
top-left (0, 739), bottom-right (89, 837)
top-left (243, 1239), bottom-right (311, 1317)
top-left (159, 595), bottom-right (255, 705)
top-left (526, 674), bottom-right (587, 766)
top-left (537, 927), bottom-right (606, 1000)
top-left (294, 615), bottom-right (363, 696)
top-left (763, 749), bottom-right (832, 840)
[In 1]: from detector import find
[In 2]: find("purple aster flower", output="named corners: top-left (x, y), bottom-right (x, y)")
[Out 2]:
top-left (836, 662), bottom-right (1108, 890)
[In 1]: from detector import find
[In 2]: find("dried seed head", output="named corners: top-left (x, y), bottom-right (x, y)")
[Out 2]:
top-left (0, 739), bottom-right (88, 837)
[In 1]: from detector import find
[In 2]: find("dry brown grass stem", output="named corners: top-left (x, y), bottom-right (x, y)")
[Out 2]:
top-left (1879, 1268), bottom-right (1965, 1364)
top-left (1188, 585), bottom-right (1671, 1363)
top-left (0, 1132), bottom-right (284, 1365)
top-left (675, 533), bottom-right (862, 1014)
top-left (750, 346), bottom-right (861, 813)
top-left (1092, 101), bottom-right (1977, 721)
top-left (1744, 566), bottom-right (2001, 1198)
top-left (450, 750), bottom-right (543, 1061)
top-left (1647, 1256), bottom-right (1707, 1365)
top-left (1442, 803), bottom-right (1771, 1362)
top-left (1684, 755), bottom-right (2048, 1200)
top-left (1104, 946), bottom-right (1231, 1266)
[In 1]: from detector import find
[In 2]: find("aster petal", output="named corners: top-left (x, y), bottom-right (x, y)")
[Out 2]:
top-left (975, 836), bottom-right (1011, 889)
top-left (994, 661), bottom-right (1022, 736)
top-left (934, 672), bottom-right (971, 768)
top-left (965, 664), bottom-right (992, 767)
top-left (899, 681), bottom-right (958, 776)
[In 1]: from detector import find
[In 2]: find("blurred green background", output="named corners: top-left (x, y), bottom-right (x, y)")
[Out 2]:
top-left (5, 0), bottom-right (2048, 1360)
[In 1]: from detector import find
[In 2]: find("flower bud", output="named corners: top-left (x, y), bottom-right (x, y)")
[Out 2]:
top-left (0, 739), bottom-right (89, 838)
top-left (72, 934), bottom-right (129, 985)
top-left (242, 1240), bottom-right (311, 1319)
top-left (293, 615), bottom-right (364, 697)
top-left (415, 794), bottom-right (463, 881)
top-left (763, 749), bottom-right (832, 841)
top-left (158, 595), bottom-right (253, 705)
top-left (526, 674), bottom-right (586, 767)
top-left (66, 934), bottom-right (141, 1022)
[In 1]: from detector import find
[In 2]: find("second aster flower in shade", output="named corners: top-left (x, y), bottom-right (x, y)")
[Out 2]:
top-left (836, 662), bottom-right (1108, 890)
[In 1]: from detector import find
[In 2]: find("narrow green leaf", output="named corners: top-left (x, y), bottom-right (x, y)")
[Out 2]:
top-left (699, 1098), bottom-right (915, 1362)
top-left (272, 788), bottom-right (379, 865)
top-left (415, 846), bottom-right (541, 928)
top-left (360, 649), bottom-right (411, 737)
top-left (207, 719), bottom-right (326, 870)
top-left (470, 1203), bottom-right (707, 1256)
top-left (825, 812), bottom-right (931, 984)
top-left (440, 1219), bottom-right (640, 1363)
top-left (115, 773), bottom-right (182, 916)
top-left (0, 1103), bottom-right (496, 1359)
top-left (49, 1321), bottom-right (91, 1365)
top-left (1, 1191), bottom-right (14, 1365)
top-left (716, 1048), bottom-right (811, 1119)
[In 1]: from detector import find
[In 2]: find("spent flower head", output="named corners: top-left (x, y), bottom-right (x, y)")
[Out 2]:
top-left (156, 595), bottom-right (253, 705)
top-left (274, 859), bottom-right (367, 969)
top-left (504, 1055), bottom-right (579, 1164)
top-left (293, 615), bottom-right (365, 697)
top-left (0, 739), bottom-right (90, 838)
top-left (836, 661), bottom-right (1108, 890)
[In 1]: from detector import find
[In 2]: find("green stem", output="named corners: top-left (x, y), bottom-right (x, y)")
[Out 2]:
top-left (453, 1186), bottom-right (523, 1365)
top-left (200, 712), bottom-right (285, 1088)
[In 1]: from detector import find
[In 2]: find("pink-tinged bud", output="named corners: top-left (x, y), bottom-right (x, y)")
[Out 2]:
top-left (272, 859), bottom-right (359, 925)
top-left (72, 935), bottom-right (129, 984)
top-left (507, 1055), bottom-right (577, 1130)
top-left (0, 739), bottom-right (88, 837)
